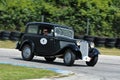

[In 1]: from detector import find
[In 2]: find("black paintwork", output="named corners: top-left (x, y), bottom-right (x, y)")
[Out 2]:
top-left (16, 22), bottom-right (78, 57)
top-left (16, 22), bottom-right (100, 59)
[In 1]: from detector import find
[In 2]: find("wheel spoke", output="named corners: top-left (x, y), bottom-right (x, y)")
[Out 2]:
top-left (23, 47), bottom-right (31, 58)
top-left (65, 52), bottom-right (71, 63)
top-left (64, 50), bottom-right (75, 66)
top-left (22, 45), bottom-right (34, 61)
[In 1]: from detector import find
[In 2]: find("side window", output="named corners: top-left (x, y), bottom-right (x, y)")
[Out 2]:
top-left (42, 28), bottom-right (53, 36)
top-left (27, 25), bottom-right (38, 34)
top-left (39, 29), bottom-right (42, 34)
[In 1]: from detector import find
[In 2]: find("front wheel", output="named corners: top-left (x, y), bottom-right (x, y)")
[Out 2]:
top-left (86, 55), bottom-right (98, 66)
top-left (63, 50), bottom-right (76, 66)
top-left (22, 45), bottom-right (34, 61)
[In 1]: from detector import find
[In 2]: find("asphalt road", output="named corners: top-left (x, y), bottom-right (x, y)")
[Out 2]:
top-left (0, 48), bottom-right (120, 80)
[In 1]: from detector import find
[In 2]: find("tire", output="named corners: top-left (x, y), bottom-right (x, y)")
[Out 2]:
top-left (83, 35), bottom-right (95, 42)
top-left (44, 57), bottom-right (56, 62)
top-left (9, 37), bottom-right (19, 41)
top-left (94, 37), bottom-right (106, 47)
top-left (63, 50), bottom-right (75, 66)
top-left (74, 35), bottom-right (84, 39)
top-left (21, 45), bottom-right (34, 61)
top-left (86, 55), bottom-right (98, 66)
top-left (9, 31), bottom-right (21, 41)
top-left (0, 31), bottom-right (2, 40)
top-left (1, 31), bottom-right (10, 40)
top-left (115, 38), bottom-right (120, 48)
top-left (105, 38), bottom-right (116, 48)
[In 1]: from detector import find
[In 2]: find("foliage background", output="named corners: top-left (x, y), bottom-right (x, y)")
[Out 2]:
top-left (0, 0), bottom-right (120, 37)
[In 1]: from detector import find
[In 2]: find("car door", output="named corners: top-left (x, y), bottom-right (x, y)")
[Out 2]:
top-left (38, 36), bottom-right (55, 55)
top-left (35, 24), bottom-right (59, 56)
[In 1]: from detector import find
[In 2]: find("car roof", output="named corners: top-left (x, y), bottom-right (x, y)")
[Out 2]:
top-left (26, 22), bottom-right (73, 30)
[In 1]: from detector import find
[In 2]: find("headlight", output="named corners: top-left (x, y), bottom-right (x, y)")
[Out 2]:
top-left (76, 40), bottom-right (81, 46)
top-left (90, 42), bottom-right (95, 48)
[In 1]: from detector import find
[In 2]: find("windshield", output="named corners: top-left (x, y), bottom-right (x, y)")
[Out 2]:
top-left (55, 27), bottom-right (74, 39)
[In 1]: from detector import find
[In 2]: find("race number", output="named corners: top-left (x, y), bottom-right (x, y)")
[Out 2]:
top-left (40, 38), bottom-right (47, 45)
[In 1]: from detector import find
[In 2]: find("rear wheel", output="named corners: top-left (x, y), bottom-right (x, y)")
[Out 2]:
top-left (63, 50), bottom-right (75, 66)
top-left (22, 45), bottom-right (34, 61)
top-left (44, 57), bottom-right (56, 62)
top-left (86, 55), bottom-right (98, 66)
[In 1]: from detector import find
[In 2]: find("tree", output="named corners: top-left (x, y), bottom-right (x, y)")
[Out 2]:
top-left (0, 0), bottom-right (120, 37)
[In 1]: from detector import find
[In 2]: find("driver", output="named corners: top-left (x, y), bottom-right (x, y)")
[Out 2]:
top-left (43, 29), bottom-right (48, 36)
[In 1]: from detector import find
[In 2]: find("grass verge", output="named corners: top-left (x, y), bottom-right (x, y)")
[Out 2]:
top-left (0, 64), bottom-right (59, 80)
top-left (0, 40), bottom-right (16, 48)
top-left (98, 47), bottom-right (120, 56)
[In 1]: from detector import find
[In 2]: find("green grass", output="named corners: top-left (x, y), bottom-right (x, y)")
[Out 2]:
top-left (0, 40), bottom-right (16, 48)
top-left (98, 47), bottom-right (120, 56)
top-left (0, 64), bottom-right (59, 80)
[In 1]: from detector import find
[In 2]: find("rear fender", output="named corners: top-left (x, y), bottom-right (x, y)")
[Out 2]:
top-left (19, 40), bottom-right (35, 53)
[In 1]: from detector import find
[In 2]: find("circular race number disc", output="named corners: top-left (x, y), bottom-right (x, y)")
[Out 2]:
top-left (40, 38), bottom-right (47, 45)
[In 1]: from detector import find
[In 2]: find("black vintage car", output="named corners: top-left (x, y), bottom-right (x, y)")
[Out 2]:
top-left (16, 22), bottom-right (100, 66)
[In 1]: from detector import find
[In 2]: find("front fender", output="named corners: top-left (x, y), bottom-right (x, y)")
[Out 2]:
top-left (63, 44), bottom-right (82, 59)
top-left (66, 44), bottom-right (80, 51)
top-left (89, 48), bottom-right (100, 57)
